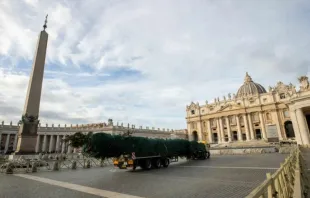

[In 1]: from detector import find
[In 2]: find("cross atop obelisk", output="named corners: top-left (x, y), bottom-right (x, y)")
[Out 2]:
top-left (15, 15), bottom-right (49, 154)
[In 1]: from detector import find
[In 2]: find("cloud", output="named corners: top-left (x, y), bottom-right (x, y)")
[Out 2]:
top-left (0, 0), bottom-right (310, 129)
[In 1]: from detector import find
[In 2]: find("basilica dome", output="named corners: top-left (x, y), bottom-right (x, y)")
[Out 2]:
top-left (236, 72), bottom-right (267, 97)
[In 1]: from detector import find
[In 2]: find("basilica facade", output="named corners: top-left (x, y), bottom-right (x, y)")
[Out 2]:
top-left (186, 73), bottom-right (310, 145)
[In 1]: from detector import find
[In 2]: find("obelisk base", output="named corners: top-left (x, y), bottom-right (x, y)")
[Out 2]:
top-left (14, 122), bottom-right (38, 155)
top-left (14, 135), bottom-right (37, 155)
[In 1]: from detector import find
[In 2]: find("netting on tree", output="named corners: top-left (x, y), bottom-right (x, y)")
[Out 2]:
top-left (82, 133), bottom-right (206, 159)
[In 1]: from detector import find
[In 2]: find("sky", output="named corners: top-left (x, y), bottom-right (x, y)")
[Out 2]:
top-left (0, 0), bottom-right (310, 129)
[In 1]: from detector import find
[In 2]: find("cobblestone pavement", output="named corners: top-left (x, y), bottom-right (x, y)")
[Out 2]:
top-left (300, 147), bottom-right (310, 198)
top-left (0, 153), bottom-right (287, 198)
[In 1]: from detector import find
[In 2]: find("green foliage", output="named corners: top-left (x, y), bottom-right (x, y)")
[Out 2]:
top-left (83, 133), bottom-right (207, 159)
top-left (65, 132), bottom-right (92, 148)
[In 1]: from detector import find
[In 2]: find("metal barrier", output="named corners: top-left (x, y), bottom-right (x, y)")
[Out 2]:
top-left (245, 146), bottom-right (309, 198)
top-left (0, 154), bottom-right (113, 174)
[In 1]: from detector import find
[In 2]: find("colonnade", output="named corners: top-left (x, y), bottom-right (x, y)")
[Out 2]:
top-left (0, 133), bottom-right (18, 154)
top-left (35, 134), bottom-right (79, 154)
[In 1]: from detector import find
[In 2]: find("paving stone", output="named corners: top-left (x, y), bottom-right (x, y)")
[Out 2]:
top-left (0, 153), bottom-right (287, 198)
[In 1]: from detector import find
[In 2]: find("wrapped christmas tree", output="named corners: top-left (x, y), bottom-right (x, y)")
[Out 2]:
top-left (80, 133), bottom-right (207, 159)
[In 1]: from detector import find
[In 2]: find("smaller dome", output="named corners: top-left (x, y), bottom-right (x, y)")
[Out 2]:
top-left (236, 72), bottom-right (267, 97)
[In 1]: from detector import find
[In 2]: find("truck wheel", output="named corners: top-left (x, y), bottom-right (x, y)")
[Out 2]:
top-left (152, 158), bottom-right (161, 169)
top-left (144, 159), bottom-right (152, 170)
top-left (162, 158), bottom-right (170, 168)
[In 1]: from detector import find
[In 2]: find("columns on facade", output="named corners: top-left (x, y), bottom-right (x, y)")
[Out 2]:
top-left (35, 135), bottom-right (41, 153)
top-left (206, 119), bottom-right (213, 143)
top-left (290, 109), bottom-right (303, 144)
top-left (4, 134), bottom-right (10, 153)
top-left (187, 123), bottom-right (192, 141)
top-left (259, 112), bottom-right (267, 140)
top-left (247, 113), bottom-right (255, 140)
top-left (243, 114), bottom-right (251, 141)
top-left (216, 118), bottom-right (222, 143)
top-left (295, 108), bottom-right (310, 145)
top-left (225, 117), bottom-right (232, 142)
top-left (42, 135), bottom-right (47, 152)
top-left (272, 110), bottom-right (283, 140)
top-left (219, 118), bottom-right (225, 142)
top-left (196, 122), bottom-right (203, 141)
top-left (236, 115), bottom-right (242, 141)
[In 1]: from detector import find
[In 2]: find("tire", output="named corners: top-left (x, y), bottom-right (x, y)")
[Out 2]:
top-left (152, 158), bottom-right (161, 169)
top-left (144, 159), bottom-right (152, 170)
top-left (162, 158), bottom-right (170, 168)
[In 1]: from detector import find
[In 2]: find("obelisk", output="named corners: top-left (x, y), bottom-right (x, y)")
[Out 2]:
top-left (15, 15), bottom-right (49, 154)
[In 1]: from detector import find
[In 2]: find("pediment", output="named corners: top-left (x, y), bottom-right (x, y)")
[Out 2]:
top-left (186, 101), bottom-right (199, 110)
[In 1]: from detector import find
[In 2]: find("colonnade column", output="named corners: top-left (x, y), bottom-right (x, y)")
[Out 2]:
top-left (35, 135), bottom-right (41, 153)
top-left (49, 135), bottom-right (55, 153)
top-left (42, 135), bottom-right (47, 152)
top-left (296, 108), bottom-right (310, 145)
top-left (0, 133), bottom-right (2, 152)
top-left (259, 112), bottom-right (267, 140)
top-left (236, 115), bottom-right (242, 141)
top-left (243, 114), bottom-right (251, 141)
top-left (61, 136), bottom-right (66, 153)
top-left (55, 135), bottom-right (60, 152)
top-left (247, 113), bottom-right (255, 140)
top-left (225, 117), bottom-right (232, 142)
top-left (67, 141), bottom-right (72, 154)
top-left (4, 134), bottom-right (10, 153)
top-left (206, 119), bottom-right (213, 143)
top-left (216, 118), bottom-right (222, 143)
top-left (13, 134), bottom-right (18, 151)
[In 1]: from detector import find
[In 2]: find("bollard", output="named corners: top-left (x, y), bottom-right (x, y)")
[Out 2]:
top-left (31, 162), bottom-right (38, 173)
top-left (86, 160), bottom-right (91, 168)
top-left (71, 161), bottom-right (77, 170)
top-left (5, 162), bottom-right (14, 174)
top-left (42, 154), bottom-right (48, 160)
top-left (52, 161), bottom-right (59, 171)
top-left (100, 159), bottom-right (104, 167)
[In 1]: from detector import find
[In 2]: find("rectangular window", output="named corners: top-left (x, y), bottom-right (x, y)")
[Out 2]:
top-left (284, 110), bottom-right (290, 118)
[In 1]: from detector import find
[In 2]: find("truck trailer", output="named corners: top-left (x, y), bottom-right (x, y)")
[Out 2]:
top-left (113, 143), bottom-right (210, 170)
top-left (81, 133), bottom-right (211, 171)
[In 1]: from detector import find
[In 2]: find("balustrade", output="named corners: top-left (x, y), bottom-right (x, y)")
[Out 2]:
top-left (245, 146), bottom-right (308, 198)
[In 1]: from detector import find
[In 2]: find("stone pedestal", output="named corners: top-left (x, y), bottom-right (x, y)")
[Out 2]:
top-left (15, 122), bottom-right (39, 154)
top-left (14, 135), bottom-right (37, 154)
